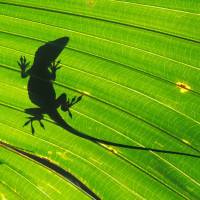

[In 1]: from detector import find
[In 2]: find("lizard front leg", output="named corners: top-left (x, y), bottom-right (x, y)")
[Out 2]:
top-left (18, 56), bottom-right (31, 78)
top-left (50, 60), bottom-right (61, 80)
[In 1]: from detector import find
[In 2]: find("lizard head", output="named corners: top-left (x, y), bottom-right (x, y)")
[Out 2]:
top-left (33, 37), bottom-right (69, 68)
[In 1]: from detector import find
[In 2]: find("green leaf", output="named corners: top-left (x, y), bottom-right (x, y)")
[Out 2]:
top-left (0, 145), bottom-right (91, 200)
top-left (0, 0), bottom-right (200, 199)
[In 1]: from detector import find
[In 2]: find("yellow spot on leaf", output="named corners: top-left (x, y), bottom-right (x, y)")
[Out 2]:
top-left (87, 0), bottom-right (96, 7)
top-left (100, 143), bottom-right (118, 154)
top-left (176, 82), bottom-right (191, 93)
top-left (182, 139), bottom-right (191, 145)
top-left (56, 151), bottom-right (68, 159)
top-left (82, 91), bottom-right (90, 95)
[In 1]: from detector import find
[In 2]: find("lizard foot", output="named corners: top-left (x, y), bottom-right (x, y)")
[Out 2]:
top-left (61, 95), bottom-right (83, 118)
top-left (23, 115), bottom-right (44, 134)
top-left (50, 60), bottom-right (61, 73)
top-left (18, 56), bottom-right (30, 71)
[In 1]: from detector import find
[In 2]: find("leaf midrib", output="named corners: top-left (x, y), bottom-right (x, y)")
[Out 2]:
top-left (1, 144), bottom-right (98, 199)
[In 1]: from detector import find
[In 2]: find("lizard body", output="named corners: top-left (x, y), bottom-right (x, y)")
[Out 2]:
top-left (18, 37), bottom-right (82, 133)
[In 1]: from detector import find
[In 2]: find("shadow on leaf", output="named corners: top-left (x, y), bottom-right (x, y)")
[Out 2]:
top-left (18, 37), bottom-right (200, 159)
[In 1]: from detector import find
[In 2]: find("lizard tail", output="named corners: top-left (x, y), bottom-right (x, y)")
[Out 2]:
top-left (47, 110), bottom-right (200, 158)
top-left (48, 109), bottom-right (131, 147)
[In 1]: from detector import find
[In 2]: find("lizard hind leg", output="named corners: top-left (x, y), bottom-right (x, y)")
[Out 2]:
top-left (55, 93), bottom-right (72, 117)
top-left (56, 93), bottom-right (83, 118)
top-left (55, 93), bottom-right (67, 108)
top-left (24, 108), bottom-right (45, 134)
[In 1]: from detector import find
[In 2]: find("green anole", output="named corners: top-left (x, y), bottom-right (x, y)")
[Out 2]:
top-left (18, 37), bottom-right (82, 134)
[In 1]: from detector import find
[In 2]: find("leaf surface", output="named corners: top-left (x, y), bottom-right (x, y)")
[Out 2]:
top-left (0, 0), bottom-right (200, 199)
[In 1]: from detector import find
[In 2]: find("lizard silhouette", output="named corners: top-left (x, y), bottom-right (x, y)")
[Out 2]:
top-left (17, 37), bottom-right (200, 159)
top-left (18, 37), bottom-right (82, 134)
